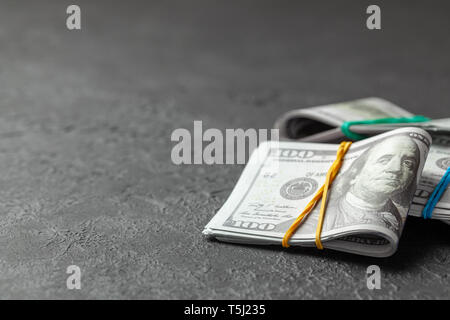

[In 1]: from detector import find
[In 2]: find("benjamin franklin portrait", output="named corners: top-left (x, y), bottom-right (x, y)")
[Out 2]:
top-left (322, 135), bottom-right (420, 235)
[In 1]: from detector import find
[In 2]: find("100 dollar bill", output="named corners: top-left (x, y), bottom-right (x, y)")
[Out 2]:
top-left (273, 97), bottom-right (450, 221)
top-left (204, 128), bottom-right (431, 257)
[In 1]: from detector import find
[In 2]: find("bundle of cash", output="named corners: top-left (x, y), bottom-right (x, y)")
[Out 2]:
top-left (273, 97), bottom-right (450, 224)
top-left (204, 128), bottom-right (431, 257)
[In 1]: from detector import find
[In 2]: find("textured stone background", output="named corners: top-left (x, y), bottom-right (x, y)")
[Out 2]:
top-left (0, 0), bottom-right (449, 299)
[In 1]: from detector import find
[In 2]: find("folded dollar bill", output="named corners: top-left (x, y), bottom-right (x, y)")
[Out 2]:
top-left (203, 128), bottom-right (431, 257)
top-left (273, 97), bottom-right (450, 222)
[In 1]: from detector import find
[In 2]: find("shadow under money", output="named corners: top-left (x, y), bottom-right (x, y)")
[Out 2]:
top-left (289, 217), bottom-right (450, 271)
top-left (206, 217), bottom-right (450, 271)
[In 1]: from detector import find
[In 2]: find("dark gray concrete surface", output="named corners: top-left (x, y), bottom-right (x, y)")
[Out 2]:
top-left (0, 0), bottom-right (449, 299)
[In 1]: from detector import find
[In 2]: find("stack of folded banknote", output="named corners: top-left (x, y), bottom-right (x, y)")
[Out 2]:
top-left (203, 98), bottom-right (449, 257)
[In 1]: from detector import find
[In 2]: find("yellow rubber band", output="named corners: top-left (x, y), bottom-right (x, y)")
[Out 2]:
top-left (282, 141), bottom-right (352, 249)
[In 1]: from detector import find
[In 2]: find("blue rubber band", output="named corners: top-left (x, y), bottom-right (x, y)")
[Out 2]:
top-left (422, 167), bottom-right (450, 219)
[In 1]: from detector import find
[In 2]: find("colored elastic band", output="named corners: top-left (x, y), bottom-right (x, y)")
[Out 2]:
top-left (422, 167), bottom-right (450, 219)
top-left (282, 141), bottom-right (352, 249)
top-left (341, 115), bottom-right (431, 141)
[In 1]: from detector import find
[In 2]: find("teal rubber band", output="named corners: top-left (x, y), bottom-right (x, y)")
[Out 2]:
top-left (341, 115), bottom-right (431, 141)
top-left (422, 167), bottom-right (450, 219)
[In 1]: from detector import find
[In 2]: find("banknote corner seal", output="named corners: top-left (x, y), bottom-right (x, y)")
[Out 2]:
top-left (436, 157), bottom-right (450, 171)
